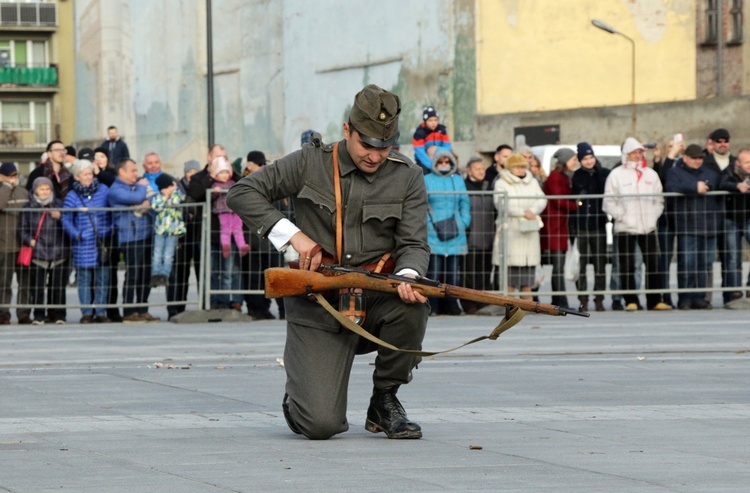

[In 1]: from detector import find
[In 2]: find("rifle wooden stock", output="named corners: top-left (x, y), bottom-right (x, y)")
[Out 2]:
top-left (264, 267), bottom-right (589, 317)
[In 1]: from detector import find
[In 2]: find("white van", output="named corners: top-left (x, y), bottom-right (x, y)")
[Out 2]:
top-left (530, 144), bottom-right (622, 176)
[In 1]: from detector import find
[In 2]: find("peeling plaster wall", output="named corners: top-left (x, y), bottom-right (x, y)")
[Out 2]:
top-left (74, 0), bottom-right (476, 170)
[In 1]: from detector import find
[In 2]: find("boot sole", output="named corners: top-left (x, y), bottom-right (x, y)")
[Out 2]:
top-left (365, 419), bottom-right (422, 439)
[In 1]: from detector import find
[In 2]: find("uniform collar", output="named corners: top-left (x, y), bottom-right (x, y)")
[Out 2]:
top-left (336, 140), bottom-right (386, 184)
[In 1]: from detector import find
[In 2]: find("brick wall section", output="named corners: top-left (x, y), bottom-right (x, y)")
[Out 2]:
top-left (696, 0), bottom-right (745, 98)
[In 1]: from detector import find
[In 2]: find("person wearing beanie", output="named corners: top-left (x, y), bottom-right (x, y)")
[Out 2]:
top-left (300, 129), bottom-right (315, 147)
top-left (0, 161), bottom-right (30, 324)
top-left (62, 153), bottom-right (112, 323)
top-left (570, 142), bottom-right (610, 311)
top-left (244, 150), bottom-right (267, 176)
top-left (150, 172), bottom-right (186, 289)
top-left (210, 156), bottom-right (250, 259)
top-left (540, 148), bottom-right (579, 308)
top-left (92, 147), bottom-right (116, 187)
top-left (19, 175), bottom-right (70, 324)
top-left (411, 105), bottom-right (453, 174)
top-left (64, 146), bottom-right (77, 167)
top-left (604, 138), bottom-right (671, 312)
top-left (178, 159), bottom-right (201, 196)
top-left (664, 143), bottom-right (723, 309)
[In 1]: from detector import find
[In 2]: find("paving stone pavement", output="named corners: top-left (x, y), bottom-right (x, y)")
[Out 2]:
top-left (1, 308), bottom-right (748, 492)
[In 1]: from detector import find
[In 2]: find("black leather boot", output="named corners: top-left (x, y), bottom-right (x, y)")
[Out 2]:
top-left (365, 387), bottom-right (422, 439)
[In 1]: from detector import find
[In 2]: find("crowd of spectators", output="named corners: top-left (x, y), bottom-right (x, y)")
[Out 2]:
top-left (1, 118), bottom-right (749, 324)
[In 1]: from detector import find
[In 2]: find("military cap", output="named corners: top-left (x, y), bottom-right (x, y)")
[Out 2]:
top-left (348, 84), bottom-right (401, 148)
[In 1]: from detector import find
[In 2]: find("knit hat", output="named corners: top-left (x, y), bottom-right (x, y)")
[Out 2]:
top-left (577, 142), bottom-right (594, 161)
top-left (0, 162), bottom-right (17, 176)
top-left (65, 145), bottom-right (76, 157)
top-left (683, 144), bottom-right (704, 159)
top-left (209, 156), bottom-right (232, 178)
top-left (32, 176), bottom-right (53, 192)
top-left (77, 148), bottom-right (95, 161)
top-left (183, 159), bottom-right (201, 174)
top-left (155, 173), bottom-right (175, 191)
top-left (422, 106), bottom-right (439, 121)
top-left (94, 146), bottom-right (109, 156)
top-left (69, 159), bottom-right (94, 178)
top-left (709, 128), bottom-right (730, 142)
top-left (231, 157), bottom-right (243, 175)
top-left (506, 154), bottom-right (529, 169)
top-left (553, 148), bottom-right (576, 165)
top-left (246, 150), bottom-right (267, 165)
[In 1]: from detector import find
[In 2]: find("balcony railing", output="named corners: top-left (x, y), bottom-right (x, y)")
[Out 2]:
top-left (0, 2), bottom-right (57, 27)
top-left (0, 66), bottom-right (58, 87)
top-left (0, 123), bottom-right (52, 148)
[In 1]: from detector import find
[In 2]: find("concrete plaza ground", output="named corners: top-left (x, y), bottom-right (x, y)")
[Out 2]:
top-left (1, 306), bottom-right (748, 492)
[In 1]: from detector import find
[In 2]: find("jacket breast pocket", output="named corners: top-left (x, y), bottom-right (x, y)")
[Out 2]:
top-left (361, 201), bottom-right (402, 253)
top-left (297, 184), bottom-right (336, 226)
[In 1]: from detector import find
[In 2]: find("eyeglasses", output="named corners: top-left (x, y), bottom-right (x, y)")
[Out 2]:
top-left (715, 139), bottom-right (729, 144)
top-left (50, 147), bottom-right (66, 152)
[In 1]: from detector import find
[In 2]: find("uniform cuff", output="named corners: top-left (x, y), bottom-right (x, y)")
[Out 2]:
top-left (268, 218), bottom-right (301, 251)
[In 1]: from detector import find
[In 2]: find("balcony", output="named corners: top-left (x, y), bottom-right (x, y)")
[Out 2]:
top-left (0, 123), bottom-right (54, 150)
top-left (0, 2), bottom-right (57, 29)
top-left (0, 65), bottom-right (58, 90)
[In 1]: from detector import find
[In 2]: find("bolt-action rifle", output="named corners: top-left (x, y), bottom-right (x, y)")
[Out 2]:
top-left (264, 265), bottom-right (590, 318)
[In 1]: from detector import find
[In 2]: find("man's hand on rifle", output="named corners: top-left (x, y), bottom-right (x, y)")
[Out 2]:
top-left (396, 273), bottom-right (428, 305)
top-left (290, 231), bottom-right (322, 271)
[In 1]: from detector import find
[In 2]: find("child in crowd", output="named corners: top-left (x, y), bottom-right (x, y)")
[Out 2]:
top-left (412, 106), bottom-right (453, 174)
top-left (150, 173), bottom-right (186, 287)
top-left (18, 177), bottom-right (70, 324)
top-left (210, 156), bottom-right (250, 258)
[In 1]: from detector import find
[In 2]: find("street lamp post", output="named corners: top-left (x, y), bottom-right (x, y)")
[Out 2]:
top-left (592, 19), bottom-right (636, 136)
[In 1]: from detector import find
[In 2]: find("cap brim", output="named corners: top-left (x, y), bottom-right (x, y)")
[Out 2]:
top-left (357, 130), bottom-right (400, 149)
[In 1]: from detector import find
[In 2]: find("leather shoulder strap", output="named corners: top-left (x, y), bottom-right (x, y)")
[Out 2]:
top-left (332, 142), bottom-right (343, 263)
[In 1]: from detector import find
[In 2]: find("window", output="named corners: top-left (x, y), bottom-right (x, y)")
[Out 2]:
top-left (0, 39), bottom-right (48, 67)
top-left (706, 0), bottom-right (719, 44)
top-left (729, 0), bottom-right (743, 43)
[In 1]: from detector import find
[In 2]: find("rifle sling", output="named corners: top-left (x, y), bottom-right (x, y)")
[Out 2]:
top-left (309, 292), bottom-right (525, 357)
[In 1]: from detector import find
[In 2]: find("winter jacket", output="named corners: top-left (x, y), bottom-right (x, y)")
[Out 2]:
top-left (603, 162), bottom-right (663, 235)
top-left (424, 151), bottom-right (471, 256)
top-left (493, 169), bottom-right (547, 267)
top-left (152, 190), bottom-right (187, 236)
top-left (412, 122), bottom-right (453, 173)
top-left (19, 196), bottom-right (69, 262)
top-left (718, 164), bottom-right (750, 223)
top-left (107, 178), bottom-right (153, 244)
top-left (464, 177), bottom-right (495, 251)
top-left (99, 138), bottom-right (130, 168)
top-left (664, 160), bottom-right (724, 236)
top-left (570, 162), bottom-right (610, 234)
top-left (27, 160), bottom-right (72, 199)
top-left (0, 182), bottom-right (29, 253)
top-left (211, 179), bottom-right (235, 215)
top-left (62, 182), bottom-right (112, 268)
top-left (540, 169), bottom-right (577, 252)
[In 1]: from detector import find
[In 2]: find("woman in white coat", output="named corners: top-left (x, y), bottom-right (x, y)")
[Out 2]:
top-left (493, 154), bottom-right (548, 298)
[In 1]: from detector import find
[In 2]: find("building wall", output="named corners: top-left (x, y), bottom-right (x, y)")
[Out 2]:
top-left (476, 0), bottom-right (696, 115)
top-left (695, 0), bottom-right (746, 98)
top-left (54, 0), bottom-right (75, 146)
top-left (74, 0), bottom-right (476, 172)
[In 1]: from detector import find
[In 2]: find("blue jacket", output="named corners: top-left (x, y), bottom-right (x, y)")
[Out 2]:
top-left (19, 196), bottom-right (69, 261)
top-left (62, 183), bottom-right (112, 267)
top-left (665, 160), bottom-right (724, 235)
top-left (424, 151), bottom-right (471, 256)
top-left (107, 178), bottom-right (153, 244)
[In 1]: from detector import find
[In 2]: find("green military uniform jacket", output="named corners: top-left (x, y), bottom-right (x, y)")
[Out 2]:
top-left (227, 139), bottom-right (430, 332)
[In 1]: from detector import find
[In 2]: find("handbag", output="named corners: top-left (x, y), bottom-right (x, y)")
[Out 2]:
top-left (433, 216), bottom-right (460, 241)
top-left (428, 176), bottom-right (461, 242)
top-left (519, 215), bottom-right (543, 233)
top-left (16, 211), bottom-right (47, 266)
top-left (564, 239), bottom-right (580, 282)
